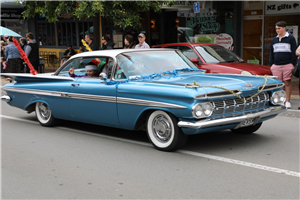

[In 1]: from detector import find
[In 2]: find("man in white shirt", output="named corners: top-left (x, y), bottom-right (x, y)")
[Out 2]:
top-left (135, 33), bottom-right (150, 49)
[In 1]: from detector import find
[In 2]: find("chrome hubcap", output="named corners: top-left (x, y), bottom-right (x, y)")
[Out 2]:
top-left (38, 103), bottom-right (50, 120)
top-left (152, 114), bottom-right (172, 143)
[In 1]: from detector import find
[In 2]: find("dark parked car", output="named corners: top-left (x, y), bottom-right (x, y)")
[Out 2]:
top-left (154, 43), bottom-right (272, 75)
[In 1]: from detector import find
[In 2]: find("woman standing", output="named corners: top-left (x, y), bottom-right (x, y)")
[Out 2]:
top-left (123, 35), bottom-right (136, 49)
top-left (5, 36), bottom-right (23, 73)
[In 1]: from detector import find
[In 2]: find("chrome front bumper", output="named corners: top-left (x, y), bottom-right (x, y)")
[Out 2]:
top-left (1, 95), bottom-right (11, 102)
top-left (177, 106), bottom-right (286, 129)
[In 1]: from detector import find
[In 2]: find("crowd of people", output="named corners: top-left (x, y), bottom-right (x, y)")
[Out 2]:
top-left (1, 32), bottom-right (39, 73)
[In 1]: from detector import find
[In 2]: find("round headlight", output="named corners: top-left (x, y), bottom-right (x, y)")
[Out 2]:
top-left (241, 70), bottom-right (252, 75)
top-left (194, 104), bottom-right (203, 117)
top-left (203, 103), bottom-right (213, 116)
top-left (192, 102), bottom-right (214, 119)
top-left (271, 90), bottom-right (286, 105)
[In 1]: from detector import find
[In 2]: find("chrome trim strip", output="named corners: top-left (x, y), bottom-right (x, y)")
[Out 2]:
top-left (68, 93), bottom-right (116, 103)
top-left (117, 97), bottom-right (187, 109)
top-left (4, 87), bottom-right (62, 97)
top-left (259, 83), bottom-right (284, 91)
top-left (177, 106), bottom-right (285, 129)
top-left (3, 87), bottom-right (185, 108)
top-left (194, 89), bottom-right (242, 99)
top-left (1, 95), bottom-right (11, 102)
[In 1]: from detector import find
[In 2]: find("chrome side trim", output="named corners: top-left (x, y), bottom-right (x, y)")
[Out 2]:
top-left (67, 93), bottom-right (116, 103)
top-left (117, 97), bottom-right (187, 109)
top-left (4, 87), bottom-right (62, 97)
top-left (3, 87), bottom-right (186, 109)
top-left (177, 106), bottom-right (285, 129)
top-left (1, 95), bottom-right (11, 102)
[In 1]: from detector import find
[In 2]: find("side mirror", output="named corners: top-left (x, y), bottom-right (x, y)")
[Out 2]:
top-left (99, 72), bottom-right (107, 80)
top-left (189, 58), bottom-right (199, 64)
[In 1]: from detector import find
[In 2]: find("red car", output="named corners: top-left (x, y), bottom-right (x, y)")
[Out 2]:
top-left (153, 43), bottom-right (272, 75)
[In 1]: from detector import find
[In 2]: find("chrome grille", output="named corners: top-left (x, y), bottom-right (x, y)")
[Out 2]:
top-left (211, 93), bottom-right (269, 116)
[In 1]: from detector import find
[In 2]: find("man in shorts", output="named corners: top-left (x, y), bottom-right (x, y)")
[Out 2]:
top-left (269, 21), bottom-right (297, 109)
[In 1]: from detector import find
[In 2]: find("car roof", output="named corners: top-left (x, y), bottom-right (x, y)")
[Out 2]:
top-left (70, 48), bottom-right (175, 59)
top-left (154, 43), bottom-right (220, 47)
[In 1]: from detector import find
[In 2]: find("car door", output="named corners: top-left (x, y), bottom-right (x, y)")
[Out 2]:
top-left (69, 77), bottom-right (119, 126)
top-left (57, 56), bottom-right (119, 126)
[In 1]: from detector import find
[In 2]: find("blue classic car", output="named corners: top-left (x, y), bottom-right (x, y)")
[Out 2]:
top-left (1, 49), bottom-right (286, 151)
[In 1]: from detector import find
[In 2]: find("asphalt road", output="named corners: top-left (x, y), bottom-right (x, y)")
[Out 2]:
top-left (1, 101), bottom-right (299, 199)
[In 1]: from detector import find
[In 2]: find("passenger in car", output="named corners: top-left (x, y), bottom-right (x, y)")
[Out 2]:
top-left (69, 62), bottom-right (100, 77)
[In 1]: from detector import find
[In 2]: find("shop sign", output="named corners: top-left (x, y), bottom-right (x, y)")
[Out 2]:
top-left (186, 15), bottom-right (220, 32)
top-left (1, 8), bottom-right (23, 19)
top-left (214, 33), bottom-right (233, 49)
top-left (265, 1), bottom-right (300, 14)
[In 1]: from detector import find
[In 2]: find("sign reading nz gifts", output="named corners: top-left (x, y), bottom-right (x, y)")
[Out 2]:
top-left (265, 1), bottom-right (300, 14)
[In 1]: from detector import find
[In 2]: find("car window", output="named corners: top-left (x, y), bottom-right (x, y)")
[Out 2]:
top-left (57, 57), bottom-right (110, 78)
top-left (195, 46), bottom-right (244, 63)
top-left (115, 50), bottom-right (198, 79)
top-left (177, 46), bottom-right (202, 64)
top-left (165, 46), bottom-right (202, 64)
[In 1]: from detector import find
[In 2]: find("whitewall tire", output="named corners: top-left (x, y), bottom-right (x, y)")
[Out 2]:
top-left (146, 110), bottom-right (188, 151)
top-left (35, 102), bottom-right (57, 127)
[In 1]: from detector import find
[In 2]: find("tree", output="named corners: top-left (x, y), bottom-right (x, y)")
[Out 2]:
top-left (20, 0), bottom-right (175, 29)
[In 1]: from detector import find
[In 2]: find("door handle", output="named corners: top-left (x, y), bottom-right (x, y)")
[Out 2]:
top-left (71, 83), bottom-right (80, 88)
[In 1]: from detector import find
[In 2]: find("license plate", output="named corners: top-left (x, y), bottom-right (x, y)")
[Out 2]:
top-left (239, 117), bottom-right (259, 127)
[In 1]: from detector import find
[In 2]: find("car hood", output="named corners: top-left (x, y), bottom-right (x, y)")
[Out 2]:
top-left (137, 72), bottom-right (280, 93)
top-left (207, 62), bottom-right (272, 75)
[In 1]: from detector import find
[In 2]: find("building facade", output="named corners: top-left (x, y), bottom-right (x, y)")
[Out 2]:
top-left (1, 1), bottom-right (299, 69)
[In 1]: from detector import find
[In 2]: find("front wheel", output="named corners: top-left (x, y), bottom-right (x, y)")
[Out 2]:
top-left (146, 110), bottom-right (188, 151)
top-left (230, 122), bottom-right (262, 134)
top-left (35, 102), bottom-right (57, 127)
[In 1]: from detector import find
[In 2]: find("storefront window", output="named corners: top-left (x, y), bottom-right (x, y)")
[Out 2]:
top-left (37, 19), bottom-right (92, 48)
top-left (154, 0), bottom-right (235, 50)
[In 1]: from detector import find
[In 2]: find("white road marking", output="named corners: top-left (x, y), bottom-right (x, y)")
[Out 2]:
top-left (1, 114), bottom-right (299, 178)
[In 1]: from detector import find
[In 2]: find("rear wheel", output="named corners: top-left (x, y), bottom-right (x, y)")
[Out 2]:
top-left (230, 122), bottom-right (262, 134)
top-left (35, 102), bottom-right (57, 127)
top-left (146, 110), bottom-right (188, 151)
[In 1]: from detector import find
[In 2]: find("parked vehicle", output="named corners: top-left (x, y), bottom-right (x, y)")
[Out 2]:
top-left (1, 49), bottom-right (286, 151)
top-left (154, 43), bottom-right (272, 75)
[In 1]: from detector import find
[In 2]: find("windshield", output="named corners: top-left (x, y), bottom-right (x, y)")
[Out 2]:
top-left (195, 46), bottom-right (244, 63)
top-left (115, 50), bottom-right (198, 79)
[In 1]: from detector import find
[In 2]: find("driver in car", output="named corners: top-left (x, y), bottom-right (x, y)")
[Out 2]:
top-left (69, 62), bottom-right (100, 77)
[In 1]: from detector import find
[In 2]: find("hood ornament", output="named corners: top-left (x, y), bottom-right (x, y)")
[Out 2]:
top-left (244, 83), bottom-right (255, 87)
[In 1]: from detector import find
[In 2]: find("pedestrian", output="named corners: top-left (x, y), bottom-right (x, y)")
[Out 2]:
top-left (1, 40), bottom-right (6, 59)
top-left (269, 21), bottom-right (297, 109)
top-left (19, 37), bottom-right (27, 51)
top-left (1, 57), bottom-right (6, 73)
top-left (296, 45), bottom-right (300, 109)
top-left (5, 36), bottom-right (23, 73)
top-left (61, 44), bottom-right (76, 65)
top-left (2, 34), bottom-right (8, 45)
top-left (101, 35), bottom-right (115, 50)
top-left (19, 37), bottom-right (28, 72)
top-left (25, 32), bottom-right (40, 72)
top-left (123, 35), bottom-right (136, 49)
top-left (135, 33), bottom-right (150, 49)
top-left (84, 33), bottom-right (97, 51)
